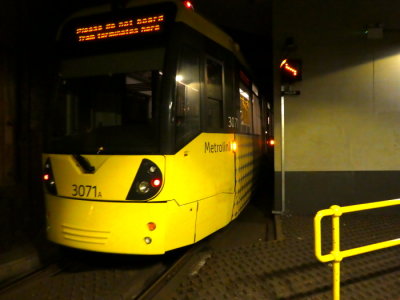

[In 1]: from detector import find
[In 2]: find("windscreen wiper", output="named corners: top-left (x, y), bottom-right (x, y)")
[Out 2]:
top-left (73, 154), bottom-right (95, 174)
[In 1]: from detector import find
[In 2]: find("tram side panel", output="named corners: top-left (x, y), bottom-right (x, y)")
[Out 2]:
top-left (232, 134), bottom-right (260, 219)
top-left (163, 132), bottom-right (235, 244)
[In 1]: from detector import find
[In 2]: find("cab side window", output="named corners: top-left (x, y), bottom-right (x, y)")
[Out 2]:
top-left (252, 89), bottom-right (262, 135)
top-left (239, 82), bottom-right (252, 133)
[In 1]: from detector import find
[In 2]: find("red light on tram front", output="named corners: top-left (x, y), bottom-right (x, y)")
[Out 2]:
top-left (151, 178), bottom-right (161, 187)
top-left (43, 174), bottom-right (50, 181)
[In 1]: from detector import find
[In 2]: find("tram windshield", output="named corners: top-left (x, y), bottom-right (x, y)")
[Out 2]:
top-left (47, 70), bottom-right (162, 154)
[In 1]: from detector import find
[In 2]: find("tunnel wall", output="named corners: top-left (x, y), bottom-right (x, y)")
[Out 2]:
top-left (0, 0), bottom-right (62, 250)
top-left (273, 0), bottom-right (400, 214)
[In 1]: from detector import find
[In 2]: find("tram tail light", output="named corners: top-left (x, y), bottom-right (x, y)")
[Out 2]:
top-left (126, 159), bottom-right (163, 200)
top-left (43, 158), bottom-right (57, 195)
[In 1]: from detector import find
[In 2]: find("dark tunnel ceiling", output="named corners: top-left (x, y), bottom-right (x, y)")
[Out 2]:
top-left (54, 0), bottom-right (272, 79)
top-left (55, 0), bottom-right (271, 35)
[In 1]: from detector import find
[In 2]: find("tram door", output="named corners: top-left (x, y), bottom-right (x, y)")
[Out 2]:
top-left (194, 55), bottom-right (233, 242)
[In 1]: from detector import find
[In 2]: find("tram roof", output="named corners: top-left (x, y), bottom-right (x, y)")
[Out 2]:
top-left (59, 0), bottom-right (248, 67)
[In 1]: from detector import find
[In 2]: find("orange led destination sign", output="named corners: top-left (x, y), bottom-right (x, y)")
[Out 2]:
top-left (76, 14), bottom-right (165, 42)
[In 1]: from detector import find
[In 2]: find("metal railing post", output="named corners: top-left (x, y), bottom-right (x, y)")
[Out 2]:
top-left (331, 205), bottom-right (342, 300)
top-left (314, 199), bottom-right (400, 300)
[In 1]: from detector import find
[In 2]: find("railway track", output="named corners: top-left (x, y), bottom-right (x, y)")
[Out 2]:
top-left (0, 203), bottom-right (272, 300)
top-left (0, 244), bottom-right (195, 300)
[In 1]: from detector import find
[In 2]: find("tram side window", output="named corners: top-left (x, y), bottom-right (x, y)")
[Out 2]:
top-left (175, 46), bottom-right (201, 149)
top-left (239, 82), bottom-right (253, 134)
top-left (206, 58), bottom-right (223, 129)
top-left (252, 94), bottom-right (262, 135)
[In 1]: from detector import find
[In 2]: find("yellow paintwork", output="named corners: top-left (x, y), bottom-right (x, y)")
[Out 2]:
top-left (161, 133), bottom-right (235, 205)
top-left (232, 134), bottom-right (261, 219)
top-left (50, 155), bottom-right (165, 201)
top-left (314, 199), bottom-right (400, 300)
top-left (46, 194), bottom-right (196, 254)
top-left (44, 133), bottom-right (260, 254)
top-left (195, 193), bottom-right (233, 242)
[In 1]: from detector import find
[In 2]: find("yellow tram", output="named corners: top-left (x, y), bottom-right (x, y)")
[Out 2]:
top-left (43, 0), bottom-right (268, 254)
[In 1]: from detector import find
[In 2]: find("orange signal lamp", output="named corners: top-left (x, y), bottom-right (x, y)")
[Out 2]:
top-left (280, 59), bottom-right (298, 77)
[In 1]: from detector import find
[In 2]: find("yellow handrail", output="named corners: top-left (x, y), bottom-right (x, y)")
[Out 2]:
top-left (314, 199), bottom-right (400, 300)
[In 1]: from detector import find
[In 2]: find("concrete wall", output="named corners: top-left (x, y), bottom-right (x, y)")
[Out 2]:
top-left (273, 0), bottom-right (400, 213)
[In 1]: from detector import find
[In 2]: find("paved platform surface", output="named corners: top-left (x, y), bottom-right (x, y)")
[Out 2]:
top-left (1, 202), bottom-right (400, 299)
top-left (150, 205), bottom-right (400, 300)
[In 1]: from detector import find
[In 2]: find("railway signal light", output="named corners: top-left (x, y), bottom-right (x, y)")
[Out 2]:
top-left (280, 59), bottom-right (302, 83)
top-left (267, 138), bottom-right (275, 147)
top-left (183, 1), bottom-right (194, 10)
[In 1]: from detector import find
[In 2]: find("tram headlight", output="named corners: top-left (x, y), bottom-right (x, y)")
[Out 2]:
top-left (126, 159), bottom-right (163, 200)
top-left (137, 181), bottom-right (150, 194)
